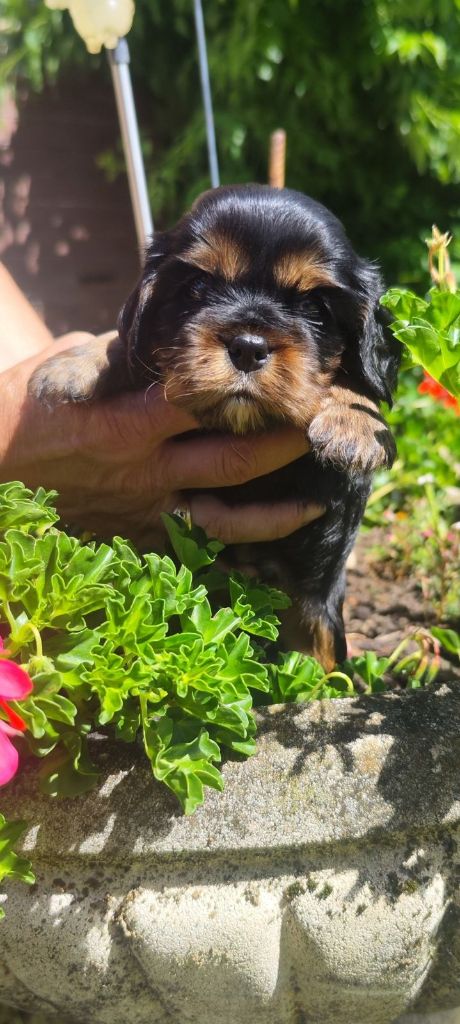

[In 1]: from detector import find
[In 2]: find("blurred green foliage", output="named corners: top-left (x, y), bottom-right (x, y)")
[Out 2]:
top-left (1, 0), bottom-right (460, 284)
top-left (365, 369), bottom-right (460, 621)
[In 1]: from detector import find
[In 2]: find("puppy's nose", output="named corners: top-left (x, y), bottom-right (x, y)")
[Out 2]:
top-left (226, 334), bottom-right (269, 373)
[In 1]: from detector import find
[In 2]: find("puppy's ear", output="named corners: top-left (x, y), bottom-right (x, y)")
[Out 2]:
top-left (344, 262), bottom-right (401, 406)
top-left (117, 234), bottom-right (171, 379)
top-left (117, 277), bottom-right (153, 348)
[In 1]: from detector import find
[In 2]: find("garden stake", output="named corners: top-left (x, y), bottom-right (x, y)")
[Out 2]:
top-left (268, 129), bottom-right (286, 188)
top-left (107, 39), bottom-right (154, 254)
top-left (192, 0), bottom-right (220, 188)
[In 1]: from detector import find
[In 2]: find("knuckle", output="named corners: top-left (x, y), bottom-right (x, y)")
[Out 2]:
top-left (219, 441), bottom-right (255, 486)
top-left (56, 331), bottom-right (95, 346)
top-left (139, 455), bottom-right (168, 503)
top-left (155, 449), bottom-right (174, 493)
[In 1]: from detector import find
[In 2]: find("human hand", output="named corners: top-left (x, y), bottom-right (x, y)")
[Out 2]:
top-left (0, 334), bottom-right (324, 546)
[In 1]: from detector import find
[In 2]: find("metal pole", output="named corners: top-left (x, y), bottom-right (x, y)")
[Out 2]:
top-left (192, 0), bottom-right (220, 188)
top-left (107, 38), bottom-right (153, 255)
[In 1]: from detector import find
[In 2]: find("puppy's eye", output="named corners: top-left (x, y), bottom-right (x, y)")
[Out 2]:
top-left (190, 277), bottom-right (208, 300)
top-left (298, 289), bottom-right (332, 321)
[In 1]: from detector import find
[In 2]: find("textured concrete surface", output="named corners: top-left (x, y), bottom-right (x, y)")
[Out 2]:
top-left (0, 684), bottom-right (459, 1024)
top-left (398, 1013), bottom-right (460, 1024)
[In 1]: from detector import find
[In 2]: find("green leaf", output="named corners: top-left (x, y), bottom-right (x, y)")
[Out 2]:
top-left (0, 482), bottom-right (58, 533)
top-left (343, 650), bottom-right (390, 691)
top-left (268, 651), bottom-right (326, 702)
top-left (39, 733), bottom-right (98, 797)
top-left (162, 513), bottom-right (224, 572)
top-left (188, 601), bottom-right (242, 645)
top-left (0, 815), bottom-right (35, 887)
top-left (430, 627), bottom-right (460, 657)
top-left (229, 576), bottom-right (287, 640)
top-left (113, 698), bottom-right (141, 742)
top-left (381, 287), bottom-right (460, 399)
top-left (153, 724), bottom-right (224, 815)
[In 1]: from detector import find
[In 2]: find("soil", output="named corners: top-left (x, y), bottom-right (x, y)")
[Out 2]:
top-left (345, 528), bottom-right (460, 684)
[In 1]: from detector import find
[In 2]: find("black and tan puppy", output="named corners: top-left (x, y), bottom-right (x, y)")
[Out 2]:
top-left (29, 185), bottom-right (400, 670)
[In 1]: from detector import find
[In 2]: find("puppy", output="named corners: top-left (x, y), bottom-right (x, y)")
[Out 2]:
top-left (29, 185), bottom-right (400, 670)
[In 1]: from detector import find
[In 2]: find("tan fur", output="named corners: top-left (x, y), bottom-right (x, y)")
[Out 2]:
top-left (28, 333), bottom-right (124, 405)
top-left (183, 233), bottom-right (249, 281)
top-left (273, 252), bottom-right (337, 291)
top-left (163, 322), bottom-right (333, 432)
top-left (308, 377), bottom-right (393, 472)
top-left (278, 604), bottom-right (337, 671)
top-left (310, 619), bottom-right (337, 672)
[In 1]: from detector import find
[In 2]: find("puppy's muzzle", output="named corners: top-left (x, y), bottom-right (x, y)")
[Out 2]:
top-left (226, 333), bottom-right (270, 373)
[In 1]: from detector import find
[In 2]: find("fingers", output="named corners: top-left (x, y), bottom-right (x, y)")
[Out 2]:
top-left (107, 384), bottom-right (201, 441)
top-left (142, 387), bottom-right (201, 439)
top-left (189, 494), bottom-right (325, 544)
top-left (162, 428), bottom-right (311, 489)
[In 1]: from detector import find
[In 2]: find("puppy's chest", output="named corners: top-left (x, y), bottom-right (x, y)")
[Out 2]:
top-left (203, 452), bottom-right (348, 506)
top-left (195, 455), bottom-right (370, 595)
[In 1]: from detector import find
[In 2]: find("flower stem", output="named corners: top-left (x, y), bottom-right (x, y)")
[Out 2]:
top-left (28, 623), bottom-right (43, 659)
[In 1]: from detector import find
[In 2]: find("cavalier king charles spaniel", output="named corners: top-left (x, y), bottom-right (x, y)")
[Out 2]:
top-left (29, 185), bottom-right (400, 669)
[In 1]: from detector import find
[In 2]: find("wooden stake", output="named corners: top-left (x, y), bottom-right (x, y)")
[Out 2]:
top-left (268, 129), bottom-right (286, 189)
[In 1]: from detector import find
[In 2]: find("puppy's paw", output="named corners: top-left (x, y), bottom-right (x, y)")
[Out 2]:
top-left (308, 402), bottom-right (396, 473)
top-left (28, 335), bottom-right (126, 407)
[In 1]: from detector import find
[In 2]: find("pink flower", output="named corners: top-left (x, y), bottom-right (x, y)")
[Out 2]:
top-left (0, 638), bottom-right (33, 786)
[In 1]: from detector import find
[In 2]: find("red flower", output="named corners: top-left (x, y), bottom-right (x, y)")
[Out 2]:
top-left (418, 373), bottom-right (460, 414)
top-left (0, 638), bottom-right (33, 785)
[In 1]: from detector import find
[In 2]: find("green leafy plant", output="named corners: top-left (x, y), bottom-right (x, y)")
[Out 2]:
top-left (0, 815), bottom-right (34, 918)
top-left (382, 226), bottom-right (460, 398)
top-left (0, 481), bottom-right (443, 824)
top-left (382, 285), bottom-right (460, 399)
top-left (0, 482), bottom-right (320, 815)
top-left (368, 479), bottom-right (460, 622)
top-left (368, 232), bottom-right (460, 603)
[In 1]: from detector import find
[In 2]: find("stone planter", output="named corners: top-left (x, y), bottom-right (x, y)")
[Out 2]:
top-left (0, 683), bottom-right (459, 1024)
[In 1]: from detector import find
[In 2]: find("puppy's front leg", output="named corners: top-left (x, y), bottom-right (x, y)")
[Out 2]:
top-left (308, 376), bottom-right (396, 473)
top-left (28, 332), bottom-right (129, 407)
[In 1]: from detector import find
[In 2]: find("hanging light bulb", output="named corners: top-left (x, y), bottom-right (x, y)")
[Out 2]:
top-left (46, 0), bottom-right (135, 54)
top-left (45, 2), bottom-right (135, 53)
top-left (69, 0), bottom-right (135, 54)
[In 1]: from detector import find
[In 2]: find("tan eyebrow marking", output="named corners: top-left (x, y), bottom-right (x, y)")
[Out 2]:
top-left (183, 232), bottom-right (250, 281)
top-left (274, 252), bottom-right (337, 291)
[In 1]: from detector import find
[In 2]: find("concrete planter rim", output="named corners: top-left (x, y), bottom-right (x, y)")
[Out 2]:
top-left (2, 681), bottom-right (459, 863)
